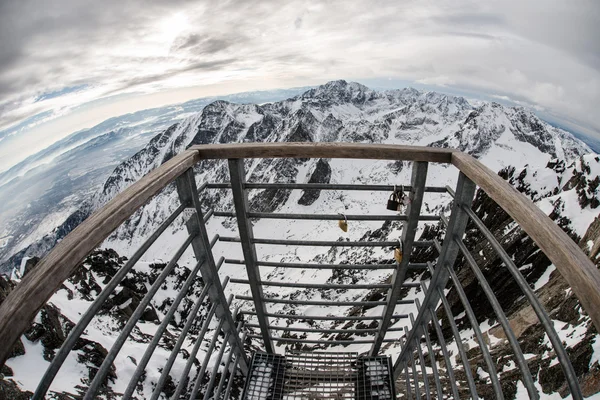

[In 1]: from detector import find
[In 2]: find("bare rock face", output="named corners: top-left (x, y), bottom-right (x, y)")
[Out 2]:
top-left (298, 159), bottom-right (332, 206)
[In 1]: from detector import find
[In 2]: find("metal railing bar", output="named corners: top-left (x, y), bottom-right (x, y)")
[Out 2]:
top-left (206, 182), bottom-right (449, 192)
top-left (422, 282), bottom-right (460, 400)
top-left (33, 203), bottom-right (187, 399)
top-left (454, 238), bottom-right (537, 397)
top-left (437, 286), bottom-right (479, 399)
top-left (203, 324), bottom-right (235, 400)
top-left (203, 207), bottom-right (214, 222)
top-left (214, 211), bottom-right (440, 221)
top-left (198, 181), bottom-right (209, 193)
top-left (247, 335), bottom-right (398, 344)
top-left (227, 158), bottom-right (274, 353)
top-left (225, 259), bottom-right (398, 270)
top-left (122, 257), bottom-right (206, 400)
top-left (416, 299), bottom-right (443, 400)
top-left (245, 324), bottom-right (379, 334)
top-left (235, 296), bottom-right (413, 306)
top-left (445, 264), bottom-right (504, 400)
top-left (463, 203), bottom-right (580, 399)
top-left (372, 161), bottom-right (429, 356)
top-left (393, 172), bottom-right (476, 379)
top-left (410, 314), bottom-right (432, 400)
top-left (178, 168), bottom-right (249, 372)
top-left (446, 185), bottom-right (456, 198)
top-left (404, 362), bottom-right (413, 400)
top-left (218, 330), bottom-right (246, 400)
top-left (83, 233), bottom-right (194, 400)
top-left (188, 297), bottom-right (231, 400)
top-left (170, 300), bottom-right (220, 400)
top-left (219, 236), bottom-right (434, 247)
top-left (230, 279), bottom-right (396, 289)
top-left (405, 326), bottom-right (422, 400)
top-left (222, 350), bottom-right (241, 400)
top-left (150, 274), bottom-right (227, 400)
top-left (241, 311), bottom-right (409, 321)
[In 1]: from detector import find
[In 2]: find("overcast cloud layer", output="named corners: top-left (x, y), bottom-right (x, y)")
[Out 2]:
top-left (0, 0), bottom-right (599, 172)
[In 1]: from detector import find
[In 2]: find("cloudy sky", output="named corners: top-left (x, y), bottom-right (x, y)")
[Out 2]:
top-left (0, 0), bottom-right (598, 172)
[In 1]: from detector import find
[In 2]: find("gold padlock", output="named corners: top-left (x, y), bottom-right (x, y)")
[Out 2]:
top-left (338, 213), bottom-right (348, 232)
top-left (394, 240), bottom-right (403, 263)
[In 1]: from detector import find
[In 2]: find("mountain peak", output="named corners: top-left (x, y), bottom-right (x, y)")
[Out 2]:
top-left (299, 80), bottom-right (373, 103)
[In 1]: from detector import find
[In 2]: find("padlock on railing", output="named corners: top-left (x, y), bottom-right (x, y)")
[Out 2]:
top-left (338, 213), bottom-right (348, 232)
top-left (394, 239), bottom-right (403, 263)
top-left (387, 192), bottom-right (400, 211)
top-left (387, 185), bottom-right (406, 211)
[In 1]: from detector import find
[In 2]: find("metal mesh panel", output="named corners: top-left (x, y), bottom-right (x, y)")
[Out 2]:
top-left (284, 351), bottom-right (357, 400)
top-left (243, 352), bottom-right (395, 400)
top-left (243, 353), bottom-right (286, 400)
top-left (356, 356), bottom-right (395, 400)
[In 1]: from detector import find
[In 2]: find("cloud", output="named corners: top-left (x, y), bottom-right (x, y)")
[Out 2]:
top-left (0, 0), bottom-right (599, 170)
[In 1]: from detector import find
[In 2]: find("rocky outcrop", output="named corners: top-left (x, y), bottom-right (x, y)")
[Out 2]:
top-left (298, 159), bottom-right (332, 206)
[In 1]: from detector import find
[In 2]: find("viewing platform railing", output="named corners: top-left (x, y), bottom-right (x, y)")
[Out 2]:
top-left (0, 143), bottom-right (598, 399)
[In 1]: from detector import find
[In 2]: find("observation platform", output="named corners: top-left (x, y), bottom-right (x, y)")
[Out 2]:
top-left (0, 143), bottom-right (599, 399)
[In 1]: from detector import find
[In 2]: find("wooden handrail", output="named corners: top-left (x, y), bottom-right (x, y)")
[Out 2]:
top-left (0, 149), bottom-right (201, 366)
top-left (189, 142), bottom-right (456, 163)
top-left (452, 151), bottom-right (600, 332)
top-left (0, 143), bottom-right (598, 368)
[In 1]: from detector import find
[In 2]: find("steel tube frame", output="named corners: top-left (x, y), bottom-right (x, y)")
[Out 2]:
top-left (122, 258), bottom-right (206, 399)
top-left (236, 296), bottom-right (412, 306)
top-left (219, 236), bottom-right (433, 247)
top-left (417, 298), bottom-right (443, 400)
top-left (177, 168), bottom-right (249, 371)
top-left (463, 203), bottom-right (580, 399)
top-left (226, 259), bottom-right (398, 270)
top-left (214, 211), bottom-right (440, 221)
top-left (438, 286), bottom-right (479, 399)
top-left (244, 324), bottom-right (404, 334)
top-left (33, 204), bottom-right (187, 399)
top-left (83, 234), bottom-right (194, 400)
top-left (445, 263), bottom-right (504, 399)
top-left (410, 314), bottom-right (432, 400)
top-left (455, 237), bottom-right (537, 396)
top-left (171, 301), bottom-right (219, 399)
top-left (217, 330), bottom-right (247, 400)
top-left (227, 158), bottom-right (274, 353)
top-left (206, 182), bottom-right (449, 192)
top-left (247, 335), bottom-right (398, 345)
top-left (405, 326), bottom-right (422, 400)
top-left (372, 161), bottom-right (428, 355)
top-left (426, 291), bottom-right (460, 400)
top-left (241, 311), bottom-right (408, 321)
top-left (189, 305), bottom-right (228, 400)
top-left (149, 275), bottom-right (227, 400)
top-left (230, 278), bottom-right (396, 289)
top-left (203, 329), bottom-right (232, 400)
top-left (393, 172), bottom-right (476, 378)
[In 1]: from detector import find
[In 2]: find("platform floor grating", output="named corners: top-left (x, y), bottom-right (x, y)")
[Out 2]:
top-left (242, 351), bottom-right (395, 400)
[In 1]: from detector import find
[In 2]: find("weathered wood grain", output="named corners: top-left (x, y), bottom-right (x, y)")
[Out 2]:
top-left (452, 151), bottom-right (600, 332)
top-left (0, 149), bottom-right (201, 366)
top-left (189, 142), bottom-right (456, 163)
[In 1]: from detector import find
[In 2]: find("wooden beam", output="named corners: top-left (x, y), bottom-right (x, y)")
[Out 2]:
top-left (190, 142), bottom-right (456, 163)
top-left (0, 149), bottom-right (201, 366)
top-left (452, 151), bottom-right (600, 332)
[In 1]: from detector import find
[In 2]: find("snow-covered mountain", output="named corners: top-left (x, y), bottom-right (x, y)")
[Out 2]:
top-left (2, 80), bottom-right (599, 399)
top-left (0, 86), bottom-right (311, 265)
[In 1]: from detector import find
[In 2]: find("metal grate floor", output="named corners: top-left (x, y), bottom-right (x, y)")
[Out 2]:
top-left (242, 351), bottom-right (395, 400)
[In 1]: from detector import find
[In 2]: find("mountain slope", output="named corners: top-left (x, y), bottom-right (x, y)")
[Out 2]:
top-left (1, 80), bottom-right (599, 399)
